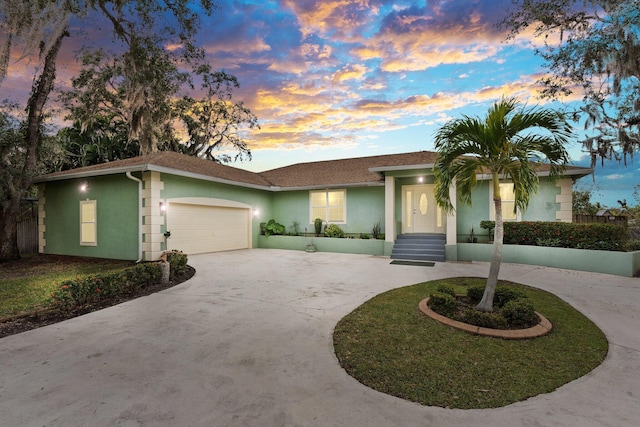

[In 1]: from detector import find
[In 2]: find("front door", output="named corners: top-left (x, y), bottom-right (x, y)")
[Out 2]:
top-left (402, 185), bottom-right (444, 234)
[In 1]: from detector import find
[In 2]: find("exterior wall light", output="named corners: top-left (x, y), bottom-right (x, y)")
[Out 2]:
top-left (253, 208), bottom-right (260, 217)
top-left (418, 176), bottom-right (424, 183)
top-left (160, 201), bottom-right (167, 213)
top-left (80, 181), bottom-right (88, 192)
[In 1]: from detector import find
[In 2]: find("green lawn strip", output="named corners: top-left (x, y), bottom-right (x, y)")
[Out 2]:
top-left (333, 277), bottom-right (608, 409)
top-left (0, 256), bottom-right (133, 318)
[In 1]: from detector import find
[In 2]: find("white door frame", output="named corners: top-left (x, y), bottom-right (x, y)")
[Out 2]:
top-left (401, 185), bottom-right (445, 234)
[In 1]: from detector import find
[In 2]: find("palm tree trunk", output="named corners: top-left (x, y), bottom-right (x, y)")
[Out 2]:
top-left (477, 178), bottom-right (504, 312)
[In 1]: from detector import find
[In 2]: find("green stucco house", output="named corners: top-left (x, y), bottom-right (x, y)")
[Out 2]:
top-left (34, 151), bottom-right (592, 262)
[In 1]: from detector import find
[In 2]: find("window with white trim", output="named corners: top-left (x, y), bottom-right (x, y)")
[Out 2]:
top-left (80, 199), bottom-right (97, 246)
top-left (310, 189), bottom-right (346, 223)
top-left (490, 183), bottom-right (520, 221)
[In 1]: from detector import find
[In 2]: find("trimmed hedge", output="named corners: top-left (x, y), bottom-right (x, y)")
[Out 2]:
top-left (501, 299), bottom-right (537, 327)
top-left (467, 285), bottom-right (525, 308)
top-left (428, 292), bottom-right (456, 317)
top-left (430, 284), bottom-right (538, 329)
top-left (165, 250), bottom-right (188, 278)
top-left (49, 262), bottom-right (162, 311)
top-left (480, 220), bottom-right (627, 251)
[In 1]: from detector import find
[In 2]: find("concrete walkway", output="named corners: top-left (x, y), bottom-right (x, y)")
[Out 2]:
top-left (0, 249), bottom-right (638, 426)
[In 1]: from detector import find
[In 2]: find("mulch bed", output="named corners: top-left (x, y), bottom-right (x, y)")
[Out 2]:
top-left (0, 266), bottom-right (195, 339)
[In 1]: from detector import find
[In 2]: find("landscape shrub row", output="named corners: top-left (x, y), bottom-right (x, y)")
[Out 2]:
top-left (429, 284), bottom-right (537, 329)
top-left (479, 221), bottom-right (628, 251)
top-left (49, 262), bottom-right (163, 311)
top-left (260, 218), bottom-right (385, 239)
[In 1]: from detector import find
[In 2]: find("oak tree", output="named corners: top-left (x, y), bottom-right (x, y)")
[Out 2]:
top-left (502, 0), bottom-right (640, 166)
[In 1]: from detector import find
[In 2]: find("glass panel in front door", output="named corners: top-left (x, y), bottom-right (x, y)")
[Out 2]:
top-left (413, 191), bottom-right (432, 232)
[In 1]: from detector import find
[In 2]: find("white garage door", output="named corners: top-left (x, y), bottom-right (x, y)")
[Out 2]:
top-left (166, 202), bottom-right (250, 254)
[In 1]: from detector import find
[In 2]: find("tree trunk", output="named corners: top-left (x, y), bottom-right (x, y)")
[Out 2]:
top-left (477, 178), bottom-right (504, 312)
top-left (0, 200), bottom-right (21, 260)
top-left (23, 28), bottom-right (67, 188)
top-left (0, 28), bottom-right (67, 261)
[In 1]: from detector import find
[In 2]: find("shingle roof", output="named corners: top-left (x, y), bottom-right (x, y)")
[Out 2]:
top-left (36, 151), bottom-right (274, 187)
top-left (36, 150), bottom-right (592, 189)
top-left (260, 151), bottom-right (439, 187)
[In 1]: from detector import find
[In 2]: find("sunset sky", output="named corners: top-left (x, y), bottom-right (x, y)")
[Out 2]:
top-left (3, 0), bottom-right (638, 206)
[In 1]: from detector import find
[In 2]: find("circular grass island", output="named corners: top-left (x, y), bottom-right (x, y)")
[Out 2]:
top-left (333, 277), bottom-right (608, 409)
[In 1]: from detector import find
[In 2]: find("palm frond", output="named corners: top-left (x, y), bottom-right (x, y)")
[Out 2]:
top-left (433, 96), bottom-right (572, 212)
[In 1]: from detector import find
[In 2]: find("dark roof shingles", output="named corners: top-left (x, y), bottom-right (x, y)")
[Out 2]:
top-left (38, 150), bottom-right (591, 189)
top-left (260, 151), bottom-right (438, 187)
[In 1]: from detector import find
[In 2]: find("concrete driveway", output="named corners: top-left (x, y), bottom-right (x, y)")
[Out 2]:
top-left (1, 249), bottom-right (638, 426)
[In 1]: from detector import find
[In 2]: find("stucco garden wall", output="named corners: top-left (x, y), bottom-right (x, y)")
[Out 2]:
top-left (454, 243), bottom-right (640, 277)
top-left (40, 175), bottom-right (139, 260)
top-left (258, 235), bottom-right (386, 256)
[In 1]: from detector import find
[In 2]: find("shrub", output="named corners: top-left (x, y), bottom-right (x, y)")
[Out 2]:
top-left (536, 237), bottom-right (563, 247)
top-left (360, 233), bottom-right (370, 239)
top-left (624, 239), bottom-right (640, 252)
top-left (494, 286), bottom-right (526, 308)
top-left (466, 285), bottom-right (485, 304)
top-left (435, 284), bottom-right (456, 297)
top-left (127, 262), bottom-right (163, 288)
top-left (458, 309), bottom-right (508, 329)
top-left (501, 298), bottom-right (537, 327)
top-left (479, 220), bottom-right (494, 240)
top-left (165, 250), bottom-right (188, 278)
top-left (466, 227), bottom-right (478, 243)
top-left (479, 220), bottom-right (627, 251)
top-left (465, 285), bottom-right (525, 308)
top-left (290, 221), bottom-right (301, 236)
top-left (324, 223), bottom-right (345, 238)
top-left (48, 262), bottom-right (162, 312)
top-left (372, 221), bottom-right (382, 239)
top-left (314, 218), bottom-right (323, 236)
top-left (263, 219), bottom-right (285, 236)
top-left (428, 292), bottom-right (456, 317)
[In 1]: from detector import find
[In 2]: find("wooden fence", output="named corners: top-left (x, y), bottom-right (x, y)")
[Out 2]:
top-left (17, 199), bottom-right (38, 255)
top-left (573, 214), bottom-right (628, 227)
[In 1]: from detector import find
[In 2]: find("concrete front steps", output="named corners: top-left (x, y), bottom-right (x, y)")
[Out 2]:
top-left (390, 233), bottom-right (446, 262)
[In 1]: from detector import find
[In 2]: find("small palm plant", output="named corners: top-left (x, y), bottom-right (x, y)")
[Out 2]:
top-left (433, 97), bottom-right (571, 312)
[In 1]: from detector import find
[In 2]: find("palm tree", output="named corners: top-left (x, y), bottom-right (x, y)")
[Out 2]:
top-left (434, 97), bottom-right (572, 312)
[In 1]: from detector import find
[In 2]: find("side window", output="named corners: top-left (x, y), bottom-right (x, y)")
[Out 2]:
top-left (490, 183), bottom-right (520, 221)
top-left (499, 183), bottom-right (517, 221)
top-left (309, 189), bottom-right (346, 224)
top-left (80, 200), bottom-right (97, 246)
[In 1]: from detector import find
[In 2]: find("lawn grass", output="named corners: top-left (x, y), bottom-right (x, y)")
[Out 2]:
top-left (333, 277), bottom-right (608, 409)
top-left (0, 255), bottom-right (133, 318)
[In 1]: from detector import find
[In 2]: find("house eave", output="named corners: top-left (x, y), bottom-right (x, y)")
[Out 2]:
top-left (476, 168), bottom-right (594, 181)
top-left (368, 163), bottom-right (435, 173)
top-left (34, 165), bottom-right (149, 183)
top-left (269, 181), bottom-right (385, 191)
top-left (146, 165), bottom-right (273, 191)
top-left (35, 164), bottom-right (275, 191)
top-left (35, 165), bottom-right (386, 191)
